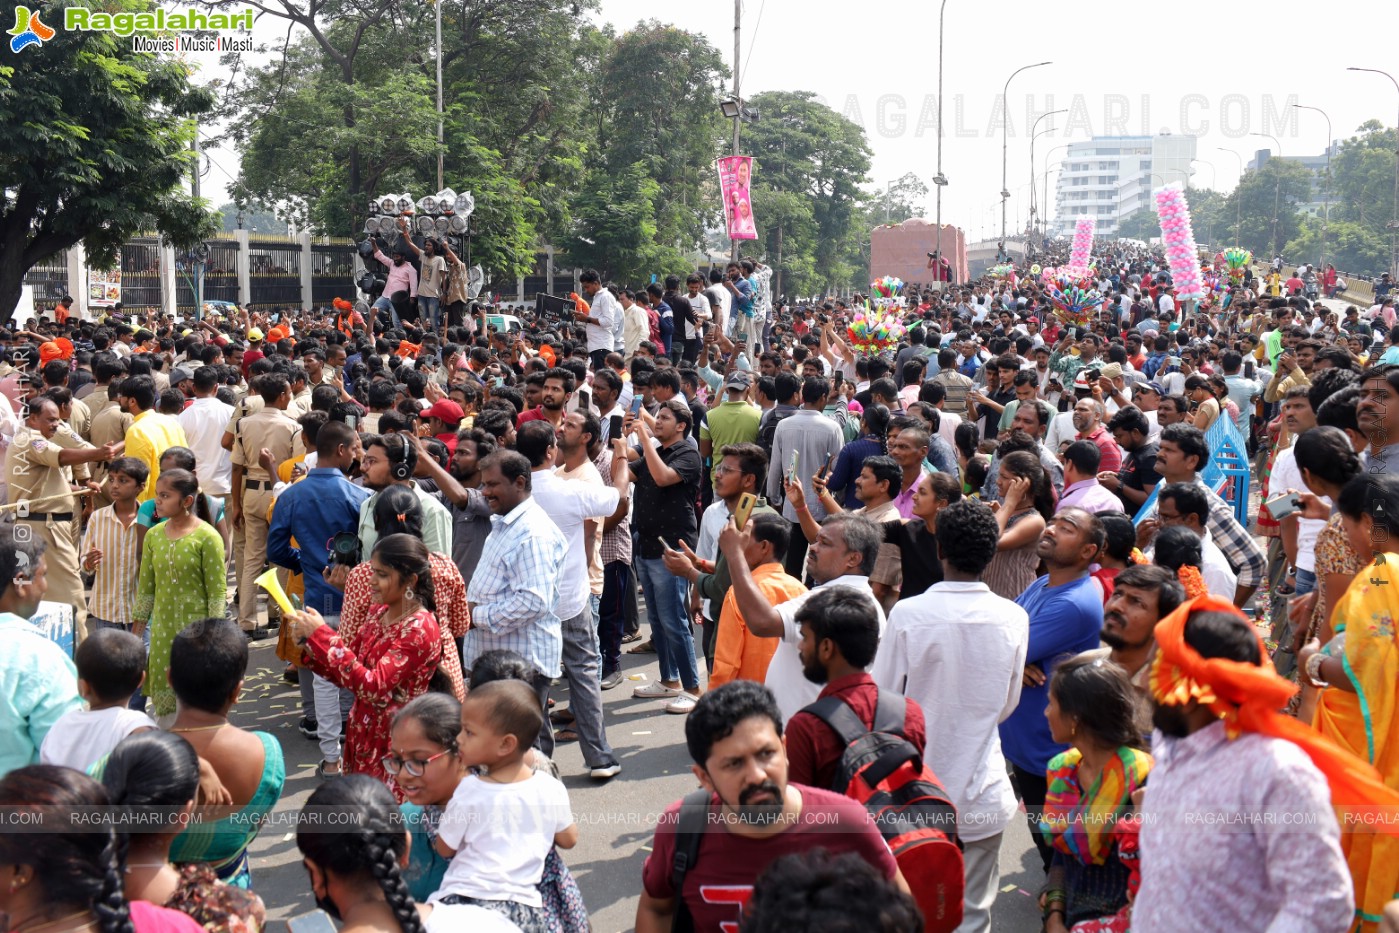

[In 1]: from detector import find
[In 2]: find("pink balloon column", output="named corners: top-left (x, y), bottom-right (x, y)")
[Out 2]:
top-left (1070, 218), bottom-right (1095, 270)
top-left (1153, 184), bottom-right (1205, 301)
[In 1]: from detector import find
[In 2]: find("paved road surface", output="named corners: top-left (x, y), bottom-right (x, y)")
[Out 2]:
top-left (235, 635), bottom-right (1045, 932)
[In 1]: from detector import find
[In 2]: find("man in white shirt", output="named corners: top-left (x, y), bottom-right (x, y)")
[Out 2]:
top-left (1157, 285), bottom-right (1176, 318)
top-left (621, 289), bottom-right (650, 363)
top-left (871, 499), bottom-right (1027, 933)
top-left (703, 268), bottom-right (731, 338)
top-left (718, 513), bottom-right (885, 722)
top-left (517, 420), bottom-right (628, 780)
top-left (177, 366), bottom-right (234, 496)
top-left (577, 270), bottom-right (620, 372)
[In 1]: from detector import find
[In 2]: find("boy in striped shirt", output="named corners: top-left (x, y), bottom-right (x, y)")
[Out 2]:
top-left (80, 457), bottom-right (148, 710)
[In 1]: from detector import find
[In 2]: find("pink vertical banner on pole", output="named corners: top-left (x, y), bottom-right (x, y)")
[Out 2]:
top-left (718, 155), bottom-right (757, 240)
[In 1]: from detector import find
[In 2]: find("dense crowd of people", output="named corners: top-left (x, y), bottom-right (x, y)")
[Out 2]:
top-left (0, 237), bottom-right (1396, 933)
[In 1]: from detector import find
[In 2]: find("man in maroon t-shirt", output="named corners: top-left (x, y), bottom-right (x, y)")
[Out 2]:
top-left (785, 586), bottom-right (926, 790)
top-left (637, 681), bottom-right (906, 933)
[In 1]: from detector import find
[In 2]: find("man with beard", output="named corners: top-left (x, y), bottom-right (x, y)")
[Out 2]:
top-left (1132, 601), bottom-right (1356, 933)
top-left (516, 367), bottom-right (572, 431)
top-left (637, 680), bottom-right (907, 933)
top-left (870, 499), bottom-right (1026, 933)
top-left (786, 584), bottom-right (927, 790)
top-left (372, 219), bottom-right (419, 329)
top-left (1087, 563), bottom-right (1184, 734)
top-left (1000, 507), bottom-right (1105, 873)
top-left (1070, 396), bottom-right (1122, 473)
top-left (356, 432), bottom-right (451, 557)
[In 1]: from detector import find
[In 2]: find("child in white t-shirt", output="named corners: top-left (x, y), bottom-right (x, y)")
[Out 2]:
top-left (41, 628), bottom-right (155, 770)
top-left (431, 680), bottom-right (577, 932)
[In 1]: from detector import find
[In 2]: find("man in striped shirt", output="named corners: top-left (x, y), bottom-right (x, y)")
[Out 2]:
top-left (79, 457), bottom-right (148, 710)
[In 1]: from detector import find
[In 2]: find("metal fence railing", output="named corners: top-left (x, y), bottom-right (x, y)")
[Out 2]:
top-left (120, 239), bottom-right (163, 312)
top-left (311, 241), bottom-right (357, 305)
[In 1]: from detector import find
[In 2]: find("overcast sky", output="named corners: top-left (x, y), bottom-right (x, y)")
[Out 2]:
top-left (202, 0), bottom-right (1399, 243)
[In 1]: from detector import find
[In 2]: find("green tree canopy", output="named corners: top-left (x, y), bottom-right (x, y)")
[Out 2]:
top-left (741, 91), bottom-right (872, 296)
top-left (0, 0), bottom-right (215, 320)
top-left (1223, 159), bottom-right (1314, 260)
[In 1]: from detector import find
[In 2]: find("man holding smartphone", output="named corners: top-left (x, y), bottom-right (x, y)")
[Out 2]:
top-left (627, 400), bottom-right (704, 714)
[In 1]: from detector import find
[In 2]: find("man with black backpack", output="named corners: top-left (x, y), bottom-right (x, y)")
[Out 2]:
top-left (636, 680), bottom-right (907, 933)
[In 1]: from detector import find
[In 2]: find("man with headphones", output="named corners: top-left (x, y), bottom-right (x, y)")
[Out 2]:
top-left (356, 430), bottom-right (453, 558)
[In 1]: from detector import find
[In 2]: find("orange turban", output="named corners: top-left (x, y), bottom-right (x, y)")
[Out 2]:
top-left (333, 297), bottom-right (354, 312)
top-left (267, 325), bottom-right (289, 345)
top-left (38, 338), bottom-right (72, 365)
top-left (395, 341), bottom-right (421, 359)
top-left (1151, 595), bottom-right (1399, 818)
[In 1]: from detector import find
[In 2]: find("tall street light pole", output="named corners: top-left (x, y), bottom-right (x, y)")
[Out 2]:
top-left (729, 0), bottom-right (741, 261)
top-left (1028, 109), bottom-right (1066, 248)
top-left (933, 0), bottom-right (950, 281)
top-left (1346, 67), bottom-right (1399, 277)
top-left (1250, 132), bottom-right (1283, 259)
top-left (1292, 103), bottom-right (1333, 270)
top-left (435, 0), bottom-right (443, 190)
top-left (1217, 146), bottom-right (1244, 246)
top-left (1000, 61), bottom-right (1051, 249)
top-left (1029, 121), bottom-right (1061, 246)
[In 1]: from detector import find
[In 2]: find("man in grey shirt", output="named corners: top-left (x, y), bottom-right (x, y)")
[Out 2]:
top-left (768, 376), bottom-right (844, 578)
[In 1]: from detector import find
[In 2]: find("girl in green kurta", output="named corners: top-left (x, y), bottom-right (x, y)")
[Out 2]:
top-left (134, 469), bottom-right (228, 718)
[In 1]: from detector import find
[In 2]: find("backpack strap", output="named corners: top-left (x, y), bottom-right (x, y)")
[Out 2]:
top-left (805, 695), bottom-right (875, 746)
top-left (871, 689), bottom-right (909, 738)
top-left (670, 789), bottom-right (712, 899)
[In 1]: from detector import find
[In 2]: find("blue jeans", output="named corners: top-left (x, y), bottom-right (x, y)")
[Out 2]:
top-left (372, 295), bottom-right (400, 329)
top-left (418, 296), bottom-right (441, 330)
top-left (634, 557), bottom-right (699, 692)
top-left (1295, 567), bottom-right (1317, 597)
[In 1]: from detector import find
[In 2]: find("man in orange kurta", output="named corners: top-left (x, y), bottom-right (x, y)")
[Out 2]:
top-left (710, 513), bottom-right (806, 688)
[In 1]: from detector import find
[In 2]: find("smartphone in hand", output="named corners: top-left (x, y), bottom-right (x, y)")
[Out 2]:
top-left (609, 414), bottom-right (624, 439)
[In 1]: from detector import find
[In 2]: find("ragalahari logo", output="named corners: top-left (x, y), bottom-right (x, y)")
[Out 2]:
top-left (9, 6), bottom-right (55, 53)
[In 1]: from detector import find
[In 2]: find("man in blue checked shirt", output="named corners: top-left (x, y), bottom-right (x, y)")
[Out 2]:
top-left (268, 420), bottom-right (371, 778)
top-left (465, 449), bottom-right (568, 756)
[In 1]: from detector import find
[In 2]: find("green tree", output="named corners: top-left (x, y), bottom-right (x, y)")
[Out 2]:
top-left (0, 0), bottom-right (215, 320)
top-left (1223, 159), bottom-right (1313, 259)
top-left (740, 91), bottom-right (872, 296)
top-left (586, 22), bottom-right (728, 255)
top-left (1284, 217), bottom-right (1389, 276)
top-left (871, 172), bottom-right (929, 226)
top-left (560, 161), bottom-right (689, 282)
top-left (209, 0), bottom-right (601, 285)
top-left (1115, 207), bottom-right (1159, 241)
top-left (1328, 119), bottom-right (1398, 275)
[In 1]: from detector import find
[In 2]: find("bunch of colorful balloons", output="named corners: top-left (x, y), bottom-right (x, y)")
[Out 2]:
top-left (870, 276), bottom-right (905, 299)
top-left (847, 309), bottom-right (907, 357)
top-left (1047, 286), bottom-right (1104, 330)
top-left (990, 263), bottom-right (1015, 278)
top-left (1154, 184), bottom-right (1205, 301)
top-left (1222, 247), bottom-right (1252, 282)
top-left (1070, 218), bottom-right (1096, 269)
top-left (1040, 266), bottom-right (1094, 292)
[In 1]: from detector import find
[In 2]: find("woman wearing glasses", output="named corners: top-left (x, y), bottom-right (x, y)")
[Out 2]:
top-left (389, 658), bottom-right (589, 930)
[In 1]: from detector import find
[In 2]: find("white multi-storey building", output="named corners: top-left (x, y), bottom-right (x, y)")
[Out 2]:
top-left (1051, 134), bottom-right (1198, 237)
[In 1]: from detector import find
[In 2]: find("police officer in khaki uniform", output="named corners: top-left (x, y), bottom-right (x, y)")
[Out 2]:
top-left (6, 396), bottom-right (118, 641)
top-left (229, 372), bottom-right (301, 634)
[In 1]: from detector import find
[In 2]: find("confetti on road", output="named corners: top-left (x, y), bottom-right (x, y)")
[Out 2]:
top-left (1000, 884), bottom-right (1017, 893)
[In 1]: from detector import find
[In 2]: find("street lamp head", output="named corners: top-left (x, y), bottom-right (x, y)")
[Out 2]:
top-left (933, 173), bottom-right (948, 186)
top-left (719, 97), bottom-right (742, 120)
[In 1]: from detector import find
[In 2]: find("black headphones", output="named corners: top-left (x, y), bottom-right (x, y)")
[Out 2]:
top-left (386, 434), bottom-right (413, 481)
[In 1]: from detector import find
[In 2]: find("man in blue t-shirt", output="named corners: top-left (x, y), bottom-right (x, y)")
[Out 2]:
top-left (1000, 506), bottom-right (1105, 872)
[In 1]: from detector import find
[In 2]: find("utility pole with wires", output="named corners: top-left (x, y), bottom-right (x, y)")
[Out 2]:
top-left (435, 0), bottom-right (444, 190)
top-left (730, 0), bottom-right (741, 261)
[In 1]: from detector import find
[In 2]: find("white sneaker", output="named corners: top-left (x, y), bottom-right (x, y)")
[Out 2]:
top-left (665, 693), bottom-right (698, 714)
top-left (590, 762), bottom-right (622, 780)
top-left (632, 682), bottom-right (680, 699)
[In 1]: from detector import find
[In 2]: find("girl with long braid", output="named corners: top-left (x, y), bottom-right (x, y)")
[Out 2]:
top-left (0, 765), bottom-right (203, 933)
top-left (296, 776), bottom-right (517, 933)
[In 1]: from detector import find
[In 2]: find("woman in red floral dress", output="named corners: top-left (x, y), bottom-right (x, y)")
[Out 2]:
top-left (289, 533), bottom-right (442, 788)
top-left (331, 486), bottom-right (469, 701)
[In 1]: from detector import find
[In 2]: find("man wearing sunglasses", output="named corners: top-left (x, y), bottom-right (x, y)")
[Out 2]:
top-left (268, 420), bottom-right (370, 778)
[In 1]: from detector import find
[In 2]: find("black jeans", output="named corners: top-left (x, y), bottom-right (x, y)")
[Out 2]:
top-left (1012, 763), bottom-right (1053, 872)
top-left (784, 520), bottom-right (809, 580)
top-left (599, 560), bottom-right (631, 676)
